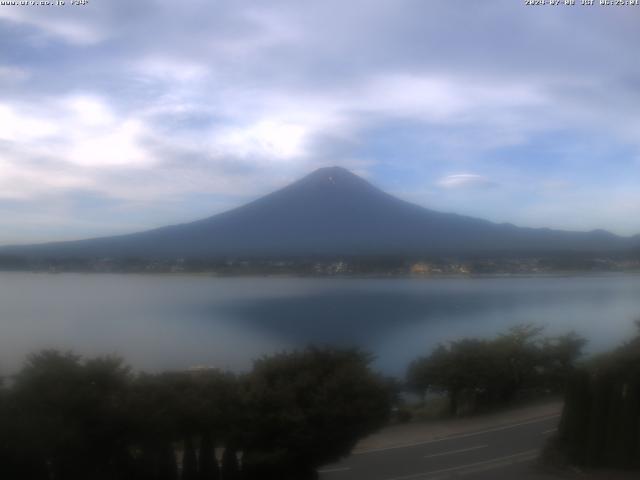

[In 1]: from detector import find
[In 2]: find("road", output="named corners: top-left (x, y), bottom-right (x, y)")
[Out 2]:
top-left (318, 413), bottom-right (560, 480)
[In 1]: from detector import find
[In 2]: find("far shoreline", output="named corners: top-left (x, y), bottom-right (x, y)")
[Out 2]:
top-left (1, 269), bottom-right (640, 280)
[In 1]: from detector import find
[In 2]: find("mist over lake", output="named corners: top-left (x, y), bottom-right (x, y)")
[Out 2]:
top-left (1, 272), bottom-right (638, 376)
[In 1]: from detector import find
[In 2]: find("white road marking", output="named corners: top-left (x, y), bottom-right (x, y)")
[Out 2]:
top-left (423, 444), bottom-right (488, 459)
top-left (318, 466), bottom-right (351, 474)
top-left (354, 414), bottom-right (560, 455)
top-left (456, 450), bottom-right (540, 477)
top-left (541, 428), bottom-right (557, 435)
top-left (382, 449), bottom-right (539, 480)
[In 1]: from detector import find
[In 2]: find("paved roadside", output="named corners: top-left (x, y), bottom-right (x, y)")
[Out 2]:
top-left (354, 400), bottom-right (563, 454)
top-left (319, 409), bottom-right (561, 479)
top-left (320, 401), bottom-right (638, 480)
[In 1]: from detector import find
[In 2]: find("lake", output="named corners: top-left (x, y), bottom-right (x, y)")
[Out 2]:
top-left (0, 272), bottom-right (639, 376)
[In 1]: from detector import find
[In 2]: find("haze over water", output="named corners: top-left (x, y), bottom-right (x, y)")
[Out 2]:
top-left (1, 272), bottom-right (638, 376)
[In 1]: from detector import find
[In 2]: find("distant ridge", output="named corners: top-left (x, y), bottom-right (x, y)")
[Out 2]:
top-left (2, 166), bottom-right (638, 259)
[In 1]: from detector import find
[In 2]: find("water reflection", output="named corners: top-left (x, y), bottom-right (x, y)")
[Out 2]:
top-left (0, 273), bottom-right (638, 376)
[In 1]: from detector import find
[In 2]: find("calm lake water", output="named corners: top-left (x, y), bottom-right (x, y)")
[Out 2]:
top-left (1, 273), bottom-right (639, 376)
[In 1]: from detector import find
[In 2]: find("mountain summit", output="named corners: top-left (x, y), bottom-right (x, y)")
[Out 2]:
top-left (3, 167), bottom-right (637, 259)
top-left (290, 165), bottom-right (374, 188)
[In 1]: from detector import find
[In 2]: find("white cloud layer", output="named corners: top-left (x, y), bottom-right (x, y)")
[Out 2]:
top-left (437, 174), bottom-right (496, 190)
top-left (1, 0), bottom-right (640, 242)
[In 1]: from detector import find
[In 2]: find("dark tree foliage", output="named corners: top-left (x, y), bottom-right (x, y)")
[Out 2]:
top-left (182, 437), bottom-right (198, 480)
top-left (556, 370), bottom-right (591, 464)
top-left (221, 447), bottom-right (241, 480)
top-left (240, 347), bottom-right (393, 480)
top-left (0, 347), bottom-right (391, 480)
top-left (126, 367), bottom-right (240, 480)
top-left (557, 323), bottom-right (640, 470)
top-left (154, 442), bottom-right (179, 480)
top-left (539, 332), bottom-right (587, 392)
top-left (407, 325), bottom-right (585, 415)
top-left (198, 432), bottom-right (219, 480)
top-left (9, 350), bottom-right (134, 480)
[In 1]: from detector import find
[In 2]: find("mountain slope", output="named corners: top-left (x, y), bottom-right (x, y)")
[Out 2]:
top-left (3, 167), bottom-right (637, 258)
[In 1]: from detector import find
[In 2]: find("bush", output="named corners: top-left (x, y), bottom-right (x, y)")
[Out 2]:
top-left (240, 347), bottom-right (392, 480)
top-left (407, 325), bottom-right (585, 416)
top-left (0, 347), bottom-right (391, 480)
top-left (555, 325), bottom-right (640, 470)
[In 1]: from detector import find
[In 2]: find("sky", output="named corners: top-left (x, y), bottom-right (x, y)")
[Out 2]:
top-left (1, 0), bottom-right (640, 245)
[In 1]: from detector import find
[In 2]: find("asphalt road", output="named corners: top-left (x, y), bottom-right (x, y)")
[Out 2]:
top-left (318, 414), bottom-right (560, 480)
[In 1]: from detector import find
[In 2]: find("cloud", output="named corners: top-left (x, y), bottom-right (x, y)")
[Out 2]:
top-left (437, 174), bottom-right (497, 190)
top-left (0, 5), bottom-right (106, 45)
top-left (1, 0), bottom-right (640, 242)
top-left (211, 120), bottom-right (308, 160)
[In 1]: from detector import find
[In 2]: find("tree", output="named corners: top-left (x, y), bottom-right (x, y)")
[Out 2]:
top-left (1, 347), bottom-right (390, 480)
top-left (182, 437), bottom-right (198, 480)
top-left (540, 332), bottom-right (586, 392)
top-left (198, 432), bottom-right (219, 480)
top-left (241, 347), bottom-right (392, 480)
top-left (546, 324), bottom-right (640, 470)
top-left (221, 447), bottom-right (240, 480)
top-left (407, 326), bottom-right (585, 415)
top-left (10, 350), bottom-right (134, 479)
